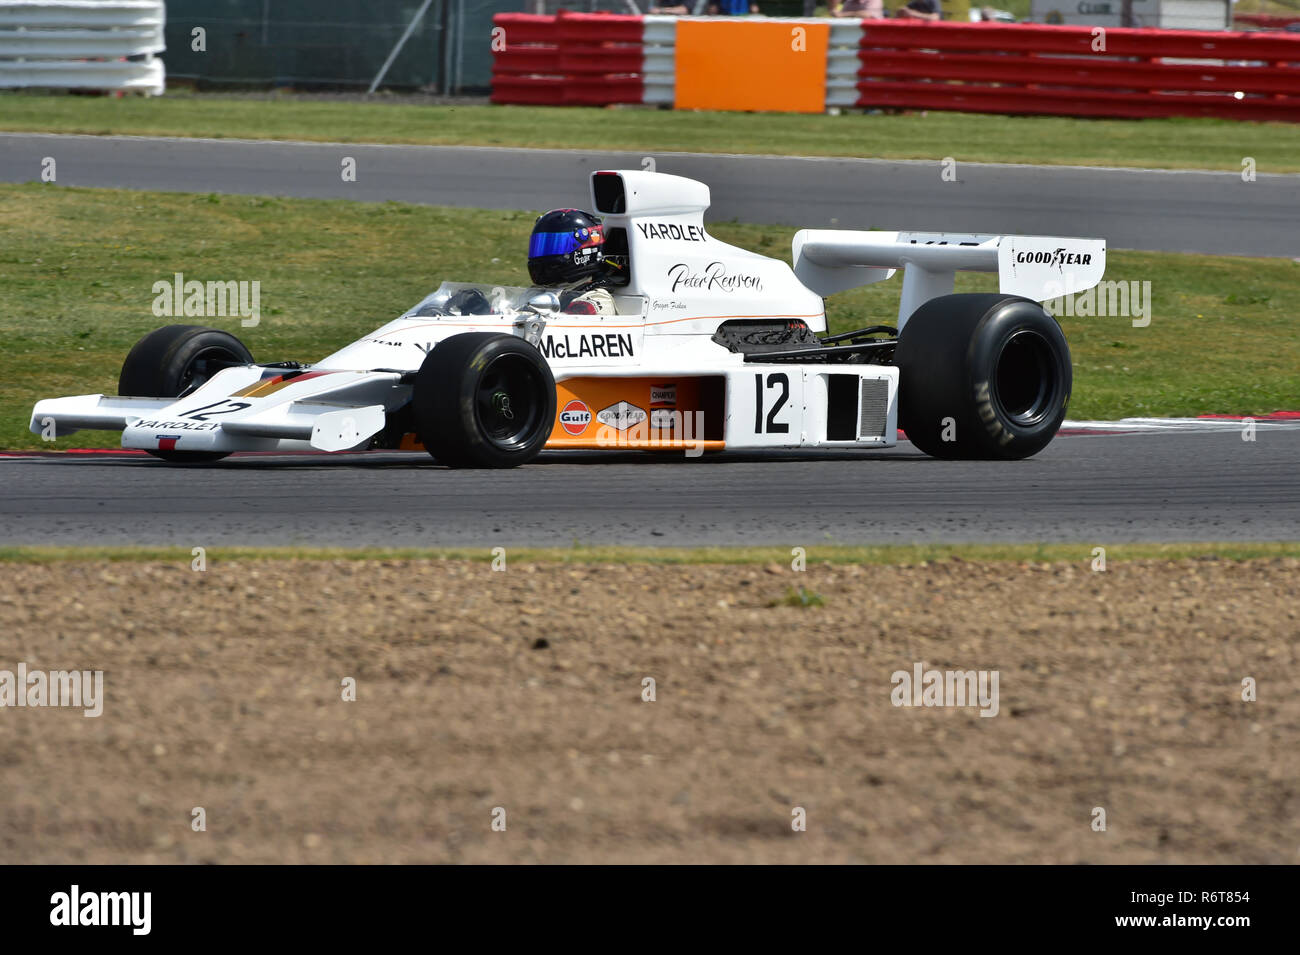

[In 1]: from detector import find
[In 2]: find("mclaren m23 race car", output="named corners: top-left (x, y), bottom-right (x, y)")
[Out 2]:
top-left (31, 170), bottom-right (1106, 468)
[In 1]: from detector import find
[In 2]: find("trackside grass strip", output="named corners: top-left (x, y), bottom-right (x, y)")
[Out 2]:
top-left (3, 91), bottom-right (1300, 173)
top-left (1, 542), bottom-right (1298, 565)
top-left (1, 183), bottom-right (1297, 449)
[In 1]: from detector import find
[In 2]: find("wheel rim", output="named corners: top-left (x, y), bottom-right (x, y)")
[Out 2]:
top-left (177, 345), bottom-right (245, 397)
top-left (993, 329), bottom-right (1057, 428)
top-left (474, 354), bottom-right (544, 451)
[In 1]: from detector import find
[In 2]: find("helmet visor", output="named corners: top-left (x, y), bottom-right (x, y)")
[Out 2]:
top-left (528, 226), bottom-right (603, 259)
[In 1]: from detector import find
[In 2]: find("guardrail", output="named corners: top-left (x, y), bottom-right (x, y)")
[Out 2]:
top-left (491, 13), bottom-right (1300, 122)
top-left (491, 11), bottom-right (643, 106)
top-left (854, 21), bottom-right (1300, 121)
top-left (0, 0), bottom-right (166, 95)
top-left (1234, 13), bottom-right (1300, 30)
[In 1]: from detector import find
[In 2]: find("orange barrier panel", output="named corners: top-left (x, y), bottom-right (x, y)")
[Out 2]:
top-left (676, 19), bottom-right (829, 114)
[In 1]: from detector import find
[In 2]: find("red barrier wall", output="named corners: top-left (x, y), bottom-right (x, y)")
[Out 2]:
top-left (1234, 13), bottom-right (1300, 30)
top-left (856, 22), bottom-right (1300, 121)
top-left (491, 11), bottom-right (644, 107)
top-left (489, 16), bottom-right (1300, 122)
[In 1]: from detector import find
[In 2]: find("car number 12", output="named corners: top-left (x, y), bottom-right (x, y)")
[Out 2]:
top-left (754, 373), bottom-right (789, 434)
top-left (176, 399), bottom-right (252, 421)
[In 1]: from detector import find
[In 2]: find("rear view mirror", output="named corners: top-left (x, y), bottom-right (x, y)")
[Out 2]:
top-left (526, 291), bottom-right (560, 314)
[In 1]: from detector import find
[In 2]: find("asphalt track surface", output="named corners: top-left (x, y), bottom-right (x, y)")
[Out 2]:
top-left (3, 134), bottom-right (1296, 548)
top-left (3, 430), bottom-right (1298, 547)
top-left (3, 133), bottom-right (1298, 257)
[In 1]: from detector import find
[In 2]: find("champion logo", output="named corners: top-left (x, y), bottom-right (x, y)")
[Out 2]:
top-left (650, 383), bottom-right (677, 408)
top-left (559, 400), bottom-right (592, 436)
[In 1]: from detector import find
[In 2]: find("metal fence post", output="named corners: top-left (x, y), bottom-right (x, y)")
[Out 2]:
top-left (368, 0), bottom-right (437, 94)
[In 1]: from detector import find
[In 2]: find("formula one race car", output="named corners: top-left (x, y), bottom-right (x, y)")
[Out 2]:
top-left (31, 170), bottom-right (1105, 467)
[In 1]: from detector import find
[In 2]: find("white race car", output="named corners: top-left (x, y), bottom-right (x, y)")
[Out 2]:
top-left (31, 169), bottom-right (1105, 467)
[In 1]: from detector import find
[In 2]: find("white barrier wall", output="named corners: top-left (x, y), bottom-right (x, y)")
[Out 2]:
top-left (825, 19), bottom-right (862, 109)
top-left (0, 0), bottom-right (165, 94)
top-left (642, 15), bottom-right (675, 106)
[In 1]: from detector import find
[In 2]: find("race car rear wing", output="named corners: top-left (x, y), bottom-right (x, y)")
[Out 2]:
top-left (792, 230), bottom-right (1106, 329)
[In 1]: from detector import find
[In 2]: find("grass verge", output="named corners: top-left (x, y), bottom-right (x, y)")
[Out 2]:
top-left (2, 182), bottom-right (1297, 449)
top-left (1, 541), bottom-right (1298, 565)
top-left (3, 91), bottom-right (1300, 172)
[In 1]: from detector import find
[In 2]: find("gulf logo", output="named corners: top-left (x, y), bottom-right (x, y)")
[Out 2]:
top-left (559, 399), bottom-right (592, 435)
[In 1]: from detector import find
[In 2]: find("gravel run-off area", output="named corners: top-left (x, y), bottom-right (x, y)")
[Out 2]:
top-left (1, 556), bottom-right (1295, 863)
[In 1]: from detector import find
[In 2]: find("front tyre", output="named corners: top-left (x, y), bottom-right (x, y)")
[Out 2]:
top-left (118, 324), bottom-right (254, 463)
top-left (411, 333), bottom-right (556, 469)
top-left (896, 294), bottom-right (1071, 460)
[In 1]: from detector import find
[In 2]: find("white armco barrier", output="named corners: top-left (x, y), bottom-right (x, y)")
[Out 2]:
top-left (0, 0), bottom-right (165, 95)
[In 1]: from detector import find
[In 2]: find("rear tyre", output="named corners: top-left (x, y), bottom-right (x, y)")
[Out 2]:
top-left (118, 325), bottom-right (254, 463)
top-left (895, 294), bottom-right (1071, 460)
top-left (411, 333), bottom-right (556, 469)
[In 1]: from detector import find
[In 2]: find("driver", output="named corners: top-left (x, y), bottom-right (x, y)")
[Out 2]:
top-left (527, 209), bottom-right (622, 315)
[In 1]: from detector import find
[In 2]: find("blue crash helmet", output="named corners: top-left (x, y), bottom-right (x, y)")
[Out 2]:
top-left (527, 209), bottom-right (605, 285)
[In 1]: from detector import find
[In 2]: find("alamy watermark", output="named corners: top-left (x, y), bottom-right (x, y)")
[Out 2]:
top-left (50, 885), bottom-right (150, 935)
top-left (0, 663), bottom-right (103, 717)
top-left (891, 661), bottom-right (999, 717)
top-left (153, 271), bottom-right (260, 327)
top-left (1043, 279), bottom-right (1152, 328)
top-left (592, 410), bottom-right (708, 458)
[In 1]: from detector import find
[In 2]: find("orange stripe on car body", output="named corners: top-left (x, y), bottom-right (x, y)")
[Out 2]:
top-left (232, 370), bottom-right (334, 398)
top-left (371, 312), bottom-right (823, 339)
